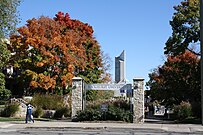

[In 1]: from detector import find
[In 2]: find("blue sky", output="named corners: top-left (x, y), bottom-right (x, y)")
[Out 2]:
top-left (17, 0), bottom-right (182, 86)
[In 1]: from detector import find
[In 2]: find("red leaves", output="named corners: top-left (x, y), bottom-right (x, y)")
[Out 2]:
top-left (9, 11), bottom-right (105, 92)
top-left (166, 51), bottom-right (199, 65)
top-left (157, 51), bottom-right (200, 84)
top-left (54, 11), bottom-right (94, 37)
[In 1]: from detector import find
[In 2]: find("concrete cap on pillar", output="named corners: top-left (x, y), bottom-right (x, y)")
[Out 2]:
top-left (72, 77), bottom-right (83, 80)
top-left (133, 77), bottom-right (144, 81)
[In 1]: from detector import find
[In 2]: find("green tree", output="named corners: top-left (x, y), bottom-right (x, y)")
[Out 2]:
top-left (164, 0), bottom-right (200, 56)
top-left (0, 40), bottom-right (11, 99)
top-left (0, 0), bottom-right (21, 38)
top-left (148, 0), bottom-right (201, 118)
top-left (0, 0), bottom-right (21, 99)
top-left (0, 71), bottom-right (11, 99)
top-left (0, 40), bottom-right (11, 69)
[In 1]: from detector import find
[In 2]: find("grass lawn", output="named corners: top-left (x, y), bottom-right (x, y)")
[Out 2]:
top-left (0, 117), bottom-right (24, 122)
top-left (0, 117), bottom-right (53, 122)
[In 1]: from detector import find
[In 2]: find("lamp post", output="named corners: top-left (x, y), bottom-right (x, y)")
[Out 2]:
top-left (200, 0), bottom-right (203, 125)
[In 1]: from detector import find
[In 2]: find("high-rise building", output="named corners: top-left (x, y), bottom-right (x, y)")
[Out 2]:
top-left (115, 50), bottom-right (126, 83)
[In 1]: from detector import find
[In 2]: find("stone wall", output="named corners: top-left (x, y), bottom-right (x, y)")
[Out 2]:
top-left (14, 102), bottom-right (27, 118)
top-left (71, 77), bottom-right (85, 119)
top-left (133, 77), bottom-right (144, 123)
top-left (71, 77), bottom-right (145, 123)
top-left (10, 98), bottom-right (27, 118)
top-left (10, 98), bottom-right (34, 118)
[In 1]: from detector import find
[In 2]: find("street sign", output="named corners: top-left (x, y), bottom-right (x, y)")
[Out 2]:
top-left (100, 104), bottom-right (108, 112)
top-left (85, 83), bottom-right (132, 91)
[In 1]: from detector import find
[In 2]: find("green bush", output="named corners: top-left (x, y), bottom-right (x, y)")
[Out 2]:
top-left (0, 73), bottom-right (11, 100)
top-left (86, 90), bottom-right (98, 101)
top-left (76, 99), bottom-right (132, 122)
top-left (76, 107), bottom-right (132, 122)
top-left (86, 101), bottom-right (101, 110)
top-left (106, 105), bottom-right (132, 122)
top-left (33, 107), bottom-right (44, 118)
top-left (0, 103), bottom-right (19, 117)
top-left (122, 111), bottom-right (133, 122)
top-left (86, 99), bottom-right (130, 110)
top-left (76, 109), bottom-right (102, 121)
top-left (112, 99), bottom-right (130, 111)
top-left (31, 94), bottom-right (64, 110)
top-left (54, 107), bottom-right (71, 118)
top-left (173, 101), bottom-right (193, 120)
top-left (0, 100), bottom-right (8, 105)
top-left (105, 105), bottom-right (120, 120)
top-left (0, 88), bottom-right (11, 100)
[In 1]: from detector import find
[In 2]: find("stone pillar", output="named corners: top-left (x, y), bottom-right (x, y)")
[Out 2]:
top-left (71, 77), bottom-right (85, 119)
top-left (133, 77), bottom-right (144, 123)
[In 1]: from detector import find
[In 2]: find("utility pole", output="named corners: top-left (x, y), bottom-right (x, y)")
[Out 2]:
top-left (200, 0), bottom-right (203, 125)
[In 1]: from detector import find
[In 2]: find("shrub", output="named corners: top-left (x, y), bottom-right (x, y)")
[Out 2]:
top-left (86, 101), bottom-right (101, 110)
top-left (76, 99), bottom-right (133, 122)
top-left (105, 105), bottom-right (120, 120)
top-left (122, 111), bottom-right (133, 122)
top-left (33, 107), bottom-right (44, 118)
top-left (1, 103), bottom-right (19, 117)
top-left (112, 99), bottom-right (130, 111)
top-left (86, 90), bottom-right (98, 101)
top-left (0, 73), bottom-right (11, 100)
top-left (106, 105), bottom-right (132, 122)
top-left (0, 88), bottom-right (11, 100)
top-left (96, 91), bottom-right (114, 100)
top-left (31, 94), bottom-right (64, 110)
top-left (54, 107), bottom-right (71, 119)
top-left (0, 100), bottom-right (8, 105)
top-left (43, 110), bottom-right (55, 118)
top-left (173, 101), bottom-right (192, 120)
top-left (76, 109), bottom-right (102, 121)
top-left (76, 107), bottom-right (132, 122)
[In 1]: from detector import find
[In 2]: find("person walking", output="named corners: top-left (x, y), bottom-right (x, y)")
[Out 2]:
top-left (25, 103), bottom-right (34, 123)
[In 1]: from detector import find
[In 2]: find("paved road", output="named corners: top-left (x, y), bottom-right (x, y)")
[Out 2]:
top-left (0, 127), bottom-right (203, 135)
top-left (0, 120), bottom-right (203, 135)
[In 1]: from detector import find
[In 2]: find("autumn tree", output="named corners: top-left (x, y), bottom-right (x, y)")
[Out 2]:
top-left (8, 12), bottom-right (111, 96)
top-left (147, 51), bottom-right (200, 109)
top-left (147, 0), bottom-right (202, 117)
top-left (164, 0), bottom-right (200, 56)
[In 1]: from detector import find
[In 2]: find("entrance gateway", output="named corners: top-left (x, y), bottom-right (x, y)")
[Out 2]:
top-left (71, 51), bottom-right (145, 123)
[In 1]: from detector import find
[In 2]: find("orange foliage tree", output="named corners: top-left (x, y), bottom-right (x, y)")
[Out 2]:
top-left (8, 12), bottom-right (111, 95)
top-left (147, 51), bottom-right (200, 107)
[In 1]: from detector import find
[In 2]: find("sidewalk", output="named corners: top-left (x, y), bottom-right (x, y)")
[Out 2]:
top-left (1, 120), bottom-right (203, 133)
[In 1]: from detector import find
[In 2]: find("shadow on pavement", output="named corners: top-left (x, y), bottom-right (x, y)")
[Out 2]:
top-left (144, 118), bottom-right (175, 124)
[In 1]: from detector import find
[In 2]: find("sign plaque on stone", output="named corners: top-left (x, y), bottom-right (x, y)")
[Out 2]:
top-left (100, 104), bottom-right (108, 112)
top-left (85, 83), bottom-right (131, 91)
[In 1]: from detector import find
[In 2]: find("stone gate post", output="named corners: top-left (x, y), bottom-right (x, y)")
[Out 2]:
top-left (133, 77), bottom-right (145, 123)
top-left (71, 77), bottom-right (85, 119)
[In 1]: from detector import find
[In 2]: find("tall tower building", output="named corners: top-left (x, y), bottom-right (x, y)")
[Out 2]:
top-left (115, 50), bottom-right (125, 83)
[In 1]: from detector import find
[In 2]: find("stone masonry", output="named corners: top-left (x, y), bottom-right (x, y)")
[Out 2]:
top-left (133, 77), bottom-right (145, 123)
top-left (71, 77), bottom-right (145, 123)
top-left (71, 77), bottom-right (85, 119)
